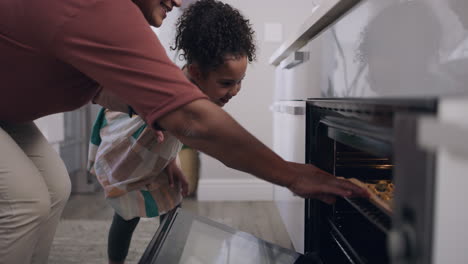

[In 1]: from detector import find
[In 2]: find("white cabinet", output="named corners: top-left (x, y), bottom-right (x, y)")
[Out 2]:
top-left (418, 98), bottom-right (468, 264)
top-left (271, 37), bottom-right (323, 254)
top-left (272, 100), bottom-right (306, 253)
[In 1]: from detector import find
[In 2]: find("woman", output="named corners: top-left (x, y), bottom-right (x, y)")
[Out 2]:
top-left (0, 1), bottom-right (189, 263)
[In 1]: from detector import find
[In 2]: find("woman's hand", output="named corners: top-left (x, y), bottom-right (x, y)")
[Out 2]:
top-left (164, 159), bottom-right (189, 197)
top-left (286, 162), bottom-right (369, 204)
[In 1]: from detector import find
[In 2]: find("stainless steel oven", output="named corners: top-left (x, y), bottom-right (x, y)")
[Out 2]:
top-left (138, 98), bottom-right (443, 264)
top-left (305, 98), bottom-right (438, 264)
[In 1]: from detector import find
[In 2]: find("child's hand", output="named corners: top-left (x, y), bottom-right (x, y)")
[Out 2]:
top-left (164, 159), bottom-right (189, 197)
top-left (155, 130), bottom-right (165, 143)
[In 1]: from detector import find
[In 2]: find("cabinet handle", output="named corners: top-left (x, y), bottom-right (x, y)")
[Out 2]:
top-left (280, 51), bottom-right (309, 69)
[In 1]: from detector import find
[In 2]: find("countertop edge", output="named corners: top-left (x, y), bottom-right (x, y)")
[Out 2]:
top-left (269, 0), bottom-right (361, 66)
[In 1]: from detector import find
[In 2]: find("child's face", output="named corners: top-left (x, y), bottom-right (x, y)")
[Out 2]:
top-left (191, 55), bottom-right (248, 107)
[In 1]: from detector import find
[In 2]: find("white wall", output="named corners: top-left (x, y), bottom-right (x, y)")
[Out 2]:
top-left (151, 7), bottom-right (184, 66)
top-left (34, 113), bottom-right (64, 154)
top-left (155, 0), bottom-right (316, 200)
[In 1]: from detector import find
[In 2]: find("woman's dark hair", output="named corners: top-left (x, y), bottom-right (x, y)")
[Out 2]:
top-left (171, 0), bottom-right (256, 74)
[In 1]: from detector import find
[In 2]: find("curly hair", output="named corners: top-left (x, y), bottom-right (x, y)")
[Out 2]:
top-left (171, 0), bottom-right (256, 74)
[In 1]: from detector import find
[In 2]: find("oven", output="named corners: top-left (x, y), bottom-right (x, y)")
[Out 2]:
top-left (304, 98), bottom-right (438, 264)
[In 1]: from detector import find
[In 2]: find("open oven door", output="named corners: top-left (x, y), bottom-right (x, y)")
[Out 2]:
top-left (139, 208), bottom-right (321, 264)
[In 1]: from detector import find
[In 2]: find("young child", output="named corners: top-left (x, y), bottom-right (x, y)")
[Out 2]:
top-left (88, 1), bottom-right (256, 263)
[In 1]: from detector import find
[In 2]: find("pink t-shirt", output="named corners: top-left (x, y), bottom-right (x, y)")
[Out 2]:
top-left (0, 0), bottom-right (207, 126)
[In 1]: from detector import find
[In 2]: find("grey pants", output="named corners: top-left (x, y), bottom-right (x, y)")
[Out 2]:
top-left (0, 122), bottom-right (71, 264)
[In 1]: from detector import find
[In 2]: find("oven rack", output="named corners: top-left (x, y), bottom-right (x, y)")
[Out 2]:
top-left (328, 219), bottom-right (366, 264)
top-left (343, 197), bottom-right (391, 233)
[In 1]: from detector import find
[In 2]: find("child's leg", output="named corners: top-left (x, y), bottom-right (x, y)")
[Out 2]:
top-left (108, 212), bottom-right (140, 264)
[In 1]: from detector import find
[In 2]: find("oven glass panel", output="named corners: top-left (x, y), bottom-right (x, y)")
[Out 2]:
top-left (148, 209), bottom-right (305, 264)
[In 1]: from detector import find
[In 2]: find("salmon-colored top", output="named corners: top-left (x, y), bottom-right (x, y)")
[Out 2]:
top-left (0, 0), bottom-right (207, 125)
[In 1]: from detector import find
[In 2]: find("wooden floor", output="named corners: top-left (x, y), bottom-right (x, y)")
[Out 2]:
top-left (62, 192), bottom-right (294, 250)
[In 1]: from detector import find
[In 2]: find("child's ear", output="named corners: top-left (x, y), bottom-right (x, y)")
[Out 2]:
top-left (187, 64), bottom-right (203, 82)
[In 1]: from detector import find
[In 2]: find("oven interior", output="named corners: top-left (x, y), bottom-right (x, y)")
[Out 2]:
top-left (312, 125), bottom-right (392, 263)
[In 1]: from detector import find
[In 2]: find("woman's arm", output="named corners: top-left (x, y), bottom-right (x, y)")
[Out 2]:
top-left (92, 87), bottom-right (130, 113)
top-left (157, 99), bottom-right (368, 204)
